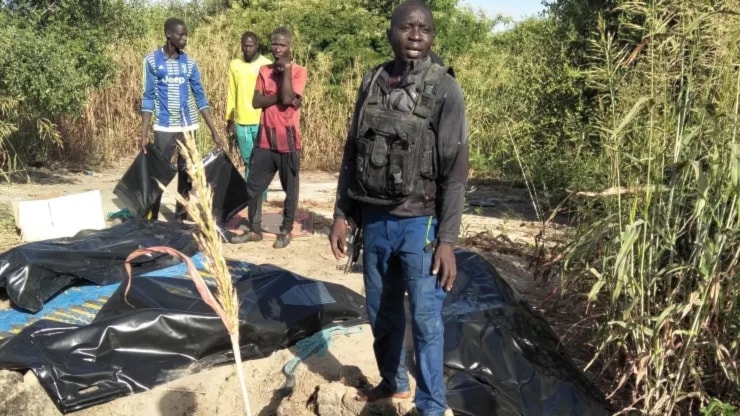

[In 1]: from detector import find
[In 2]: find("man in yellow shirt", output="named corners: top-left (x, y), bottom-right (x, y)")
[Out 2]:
top-left (225, 31), bottom-right (272, 190)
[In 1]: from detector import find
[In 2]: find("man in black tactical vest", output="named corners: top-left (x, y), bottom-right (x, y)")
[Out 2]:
top-left (329, 1), bottom-right (469, 415)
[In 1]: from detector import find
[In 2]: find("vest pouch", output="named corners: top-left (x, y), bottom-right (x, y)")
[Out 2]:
top-left (370, 136), bottom-right (388, 167)
top-left (388, 138), bottom-right (408, 194)
top-left (419, 149), bottom-right (433, 179)
top-left (356, 126), bottom-right (394, 198)
top-left (355, 127), bottom-right (374, 176)
top-left (353, 106), bottom-right (426, 203)
top-left (390, 119), bottom-right (423, 197)
top-left (419, 130), bottom-right (435, 180)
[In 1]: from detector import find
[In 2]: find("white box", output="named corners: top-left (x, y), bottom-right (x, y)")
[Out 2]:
top-left (13, 190), bottom-right (106, 242)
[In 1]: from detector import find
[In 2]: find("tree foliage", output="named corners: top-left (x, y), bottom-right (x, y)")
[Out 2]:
top-left (0, 0), bottom-right (142, 117)
top-left (0, 0), bottom-right (143, 165)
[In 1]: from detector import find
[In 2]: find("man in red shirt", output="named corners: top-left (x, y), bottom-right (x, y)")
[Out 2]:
top-left (232, 26), bottom-right (307, 248)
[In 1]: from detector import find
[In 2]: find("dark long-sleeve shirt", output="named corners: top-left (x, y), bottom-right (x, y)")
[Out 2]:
top-left (334, 58), bottom-right (469, 245)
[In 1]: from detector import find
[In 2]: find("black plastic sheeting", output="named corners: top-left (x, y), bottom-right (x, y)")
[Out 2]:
top-left (442, 250), bottom-right (612, 416)
top-left (0, 222), bottom-right (611, 415)
top-left (202, 150), bottom-right (249, 224)
top-left (0, 220), bottom-right (197, 313)
top-left (114, 147), bottom-right (248, 224)
top-left (0, 267), bottom-right (366, 414)
top-left (113, 144), bottom-right (176, 218)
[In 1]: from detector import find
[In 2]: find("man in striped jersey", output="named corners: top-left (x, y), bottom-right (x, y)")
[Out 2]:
top-left (139, 17), bottom-right (222, 221)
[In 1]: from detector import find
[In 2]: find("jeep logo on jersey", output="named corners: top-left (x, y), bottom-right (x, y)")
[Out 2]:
top-left (163, 75), bottom-right (186, 84)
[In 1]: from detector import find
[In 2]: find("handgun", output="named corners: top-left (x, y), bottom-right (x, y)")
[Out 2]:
top-left (343, 219), bottom-right (363, 274)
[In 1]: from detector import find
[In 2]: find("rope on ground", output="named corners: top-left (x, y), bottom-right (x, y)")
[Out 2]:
top-left (276, 325), bottom-right (364, 398)
top-left (283, 325), bottom-right (364, 375)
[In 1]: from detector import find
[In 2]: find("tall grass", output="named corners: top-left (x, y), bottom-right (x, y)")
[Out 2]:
top-left (562, 1), bottom-right (740, 414)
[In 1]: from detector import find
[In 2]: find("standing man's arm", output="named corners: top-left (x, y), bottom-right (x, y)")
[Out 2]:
top-left (329, 76), bottom-right (369, 260)
top-left (432, 78), bottom-right (470, 291)
top-left (252, 68), bottom-right (279, 109)
top-left (279, 62), bottom-right (295, 105)
top-left (277, 59), bottom-right (304, 106)
top-left (252, 90), bottom-right (279, 108)
top-left (225, 62), bottom-right (237, 138)
top-left (140, 57), bottom-right (156, 153)
top-left (253, 62), bottom-right (307, 109)
top-left (189, 60), bottom-right (223, 148)
top-left (285, 65), bottom-right (307, 107)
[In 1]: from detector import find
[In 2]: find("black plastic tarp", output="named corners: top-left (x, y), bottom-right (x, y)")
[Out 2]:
top-left (442, 250), bottom-right (611, 416)
top-left (113, 144), bottom-right (176, 218)
top-left (202, 150), bottom-right (249, 224)
top-left (114, 147), bottom-right (248, 224)
top-left (0, 222), bottom-right (611, 415)
top-left (0, 266), bottom-right (366, 413)
top-left (0, 220), bottom-right (197, 313)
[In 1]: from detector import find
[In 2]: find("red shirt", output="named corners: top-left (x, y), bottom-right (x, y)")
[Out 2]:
top-left (255, 64), bottom-right (308, 152)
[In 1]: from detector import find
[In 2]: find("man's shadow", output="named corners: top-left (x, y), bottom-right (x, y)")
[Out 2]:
top-left (254, 318), bottom-right (417, 416)
top-left (158, 389), bottom-right (199, 416)
top-left (258, 360), bottom-right (374, 416)
top-left (256, 333), bottom-right (377, 416)
top-left (251, 262), bottom-right (420, 416)
top-left (252, 270), bottom-right (374, 416)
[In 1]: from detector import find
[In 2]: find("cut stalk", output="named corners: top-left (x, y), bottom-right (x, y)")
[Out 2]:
top-left (124, 126), bottom-right (253, 416)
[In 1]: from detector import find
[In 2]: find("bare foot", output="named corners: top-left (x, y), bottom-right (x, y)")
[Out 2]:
top-left (355, 385), bottom-right (411, 402)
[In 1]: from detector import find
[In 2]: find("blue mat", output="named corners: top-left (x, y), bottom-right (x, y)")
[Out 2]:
top-left (0, 253), bottom-right (255, 341)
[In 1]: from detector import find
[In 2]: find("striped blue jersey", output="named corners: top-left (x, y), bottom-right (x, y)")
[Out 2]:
top-left (141, 48), bottom-right (209, 132)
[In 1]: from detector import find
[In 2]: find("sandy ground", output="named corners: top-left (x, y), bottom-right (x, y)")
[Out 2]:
top-left (0, 160), bottom-right (567, 416)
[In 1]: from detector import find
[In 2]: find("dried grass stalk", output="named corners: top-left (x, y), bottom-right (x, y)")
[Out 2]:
top-left (124, 129), bottom-right (252, 416)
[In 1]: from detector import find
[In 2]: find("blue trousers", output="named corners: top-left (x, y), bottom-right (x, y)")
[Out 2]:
top-left (362, 207), bottom-right (447, 416)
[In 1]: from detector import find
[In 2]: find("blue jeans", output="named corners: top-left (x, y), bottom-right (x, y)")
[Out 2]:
top-left (235, 124), bottom-right (267, 200)
top-left (362, 207), bottom-right (447, 416)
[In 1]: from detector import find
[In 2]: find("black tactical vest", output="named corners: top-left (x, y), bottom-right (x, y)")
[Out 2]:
top-left (349, 62), bottom-right (452, 206)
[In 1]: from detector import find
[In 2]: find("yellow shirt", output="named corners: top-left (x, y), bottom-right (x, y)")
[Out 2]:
top-left (225, 55), bottom-right (272, 125)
